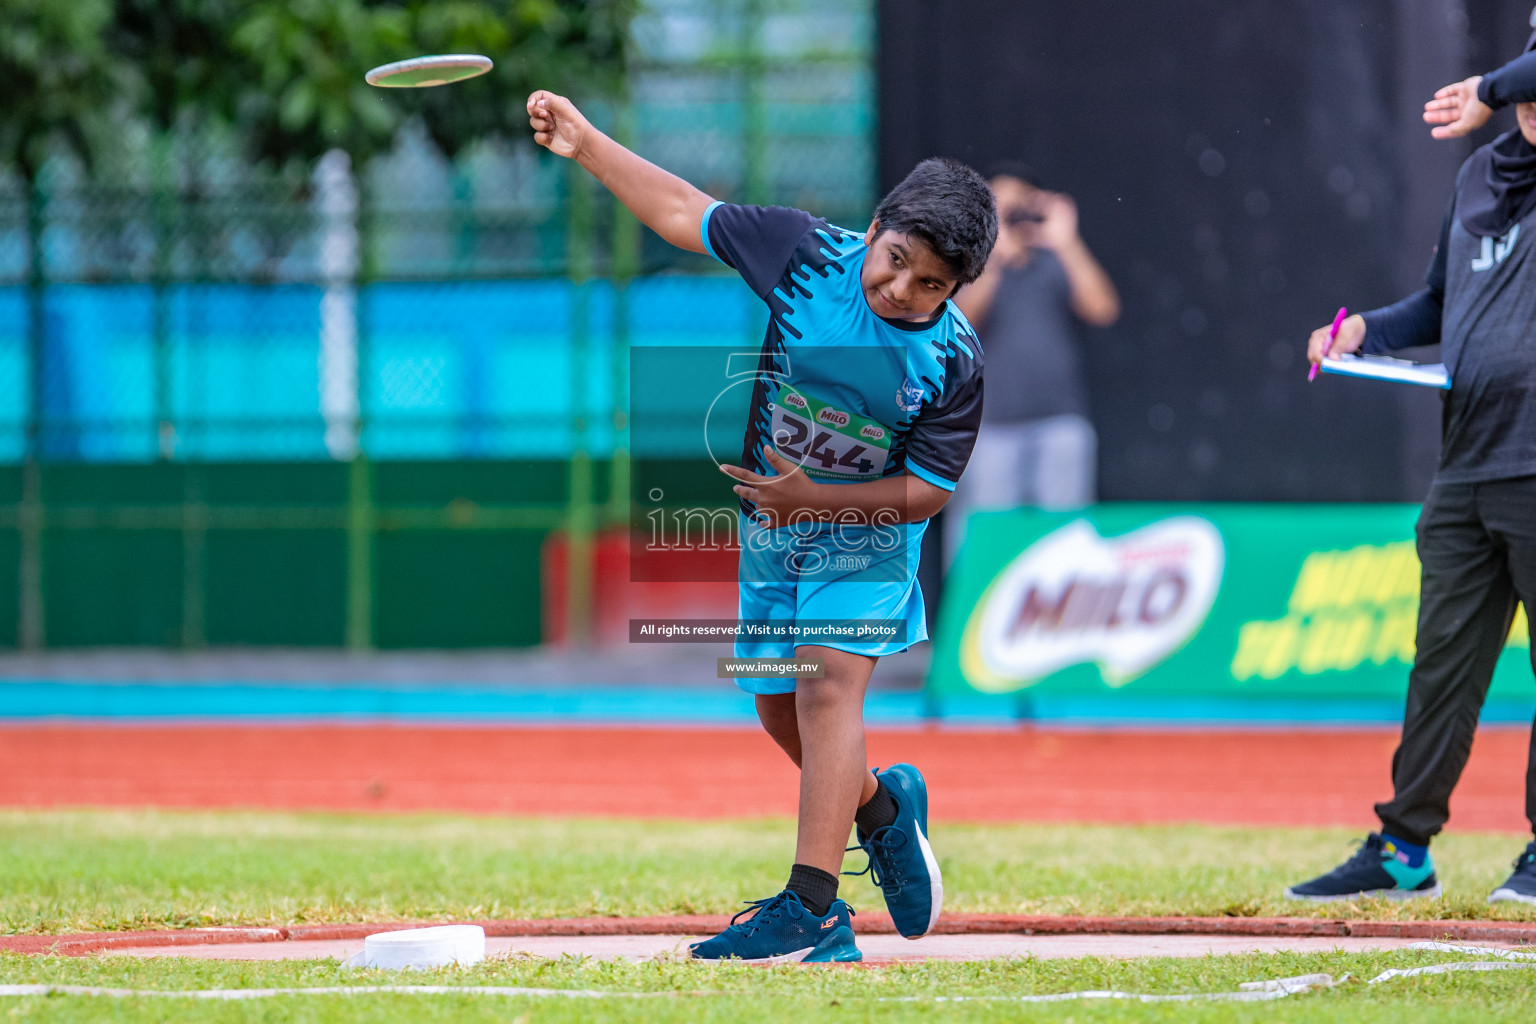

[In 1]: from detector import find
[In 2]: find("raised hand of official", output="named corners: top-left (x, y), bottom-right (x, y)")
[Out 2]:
top-left (720, 447), bottom-right (821, 528)
top-left (1423, 76), bottom-right (1491, 139)
top-left (527, 91), bottom-right (589, 159)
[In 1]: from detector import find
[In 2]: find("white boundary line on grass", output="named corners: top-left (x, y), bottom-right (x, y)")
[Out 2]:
top-left (1371, 961), bottom-right (1536, 983)
top-left (0, 984), bottom-right (684, 1000)
top-left (3, 946), bottom-right (1536, 1004)
top-left (0, 980), bottom-right (1329, 1002)
top-left (1406, 941), bottom-right (1536, 961)
top-left (912, 973), bottom-right (1335, 1003)
top-left (1364, 941), bottom-right (1536, 984)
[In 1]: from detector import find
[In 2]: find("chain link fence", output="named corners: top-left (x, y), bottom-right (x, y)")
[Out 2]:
top-left (0, 0), bottom-right (872, 466)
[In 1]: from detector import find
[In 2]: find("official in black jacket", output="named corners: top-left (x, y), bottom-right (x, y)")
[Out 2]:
top-left (1289, 32), bottom-right (1536, 904)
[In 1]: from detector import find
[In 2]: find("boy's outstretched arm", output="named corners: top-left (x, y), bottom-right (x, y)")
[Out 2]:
top-left (527, 90), bottom-right (713, 253)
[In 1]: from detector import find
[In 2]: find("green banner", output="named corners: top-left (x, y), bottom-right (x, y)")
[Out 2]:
top-left (928, 505), bottom-right (1530, 700)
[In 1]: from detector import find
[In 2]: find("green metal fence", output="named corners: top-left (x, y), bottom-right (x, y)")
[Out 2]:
top-left (0, 0), bottom-right (873, 649)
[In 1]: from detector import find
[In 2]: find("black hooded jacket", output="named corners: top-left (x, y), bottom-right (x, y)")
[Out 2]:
top-left (1357, 46), bottom-right (1536, 483)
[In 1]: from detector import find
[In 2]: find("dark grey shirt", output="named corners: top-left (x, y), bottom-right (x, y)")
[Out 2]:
top-left (973, 249), bottom-right (1087, 424)
top-left (1361, 154), bottom-right (1536, 484)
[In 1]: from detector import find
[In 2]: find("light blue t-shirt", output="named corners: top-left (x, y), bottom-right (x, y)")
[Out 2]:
top-left (702, 201), bottom-right (985, 512)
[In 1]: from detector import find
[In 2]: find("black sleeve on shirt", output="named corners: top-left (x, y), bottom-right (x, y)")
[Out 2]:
top-left (1478, 50), bottom-right (1536, 108)
top-left (1360, 189), bottom-right (1451, 353)
top-left (705, 203), bottom-right (818, 299)
top-left (1359, 288), bottom-right (1443, 352)
top-left (904, 371), bottom-right (984, 491)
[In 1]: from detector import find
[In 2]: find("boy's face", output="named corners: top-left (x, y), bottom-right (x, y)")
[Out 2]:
top-left (1520, 101), bottom-right (1536, 147)
top-left (861, 223), bottom-right (961, 321)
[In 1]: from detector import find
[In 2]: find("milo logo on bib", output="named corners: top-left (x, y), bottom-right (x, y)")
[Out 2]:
top-left (769, 385), bottom-right (892, 481)
top-left (816, 407), bottom-right (850, 428)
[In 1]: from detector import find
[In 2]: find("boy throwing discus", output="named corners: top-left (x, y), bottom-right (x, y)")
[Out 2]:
top-left (527, 90), bottom-right (995, 962)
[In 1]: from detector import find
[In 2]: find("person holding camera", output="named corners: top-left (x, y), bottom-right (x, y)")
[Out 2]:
top-left (947, 170), bottom-right (1120, 560)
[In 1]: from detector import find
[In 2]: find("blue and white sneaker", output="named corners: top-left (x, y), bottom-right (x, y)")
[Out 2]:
top-left (846, 763), bottom-right (942, 938)
top-left (1284, 833), bottom-right (1441, 901)
top-left (1489, 840), bottom-right (1536, 905)
top-left (687, 891), bottom-right (862, 963)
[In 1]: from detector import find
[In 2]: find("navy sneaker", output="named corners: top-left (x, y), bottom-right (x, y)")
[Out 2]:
top-left (687, 891), bottom-right (862, 963)
top-left (846, 763), bottom-right (942, 938)
top-left (1284, 833), bottom-right (1442, 902)
top-left (1489, 840), bottom-right (1536, 905)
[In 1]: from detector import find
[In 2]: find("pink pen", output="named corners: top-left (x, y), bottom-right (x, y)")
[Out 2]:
top-left (1308, 306), bottom-right (1348, 382)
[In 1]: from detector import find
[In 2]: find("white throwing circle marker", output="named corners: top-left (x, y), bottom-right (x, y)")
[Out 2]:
top-left (343, 925), bottom-right (486, 969)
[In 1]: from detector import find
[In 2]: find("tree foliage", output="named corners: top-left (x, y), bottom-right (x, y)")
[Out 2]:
top-left (106, 0), bottom-right (249, 132)
top-left (0, 0), bottom-right (132, 181)
top-left (0, 0), bottom-right (639, 180)
top-left (232, 0), bottom-right (636, 167)
top-left (394, 0), bottom-right (636, 159)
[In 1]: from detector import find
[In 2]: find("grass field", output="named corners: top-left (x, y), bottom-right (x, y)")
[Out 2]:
top-left (6, 810), bottom-right (1536, 1020)
top-left (3, 810), bottom-right (1535, 934)
top-left (5, 947), bottom-right (1536, 1022)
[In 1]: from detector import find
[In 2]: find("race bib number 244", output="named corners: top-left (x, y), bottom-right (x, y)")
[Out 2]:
top-left (769, 386), bottom-right (892, 480)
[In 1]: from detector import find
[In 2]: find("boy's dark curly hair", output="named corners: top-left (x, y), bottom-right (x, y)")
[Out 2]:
top-left (872, 157), bottom-right (998, 285)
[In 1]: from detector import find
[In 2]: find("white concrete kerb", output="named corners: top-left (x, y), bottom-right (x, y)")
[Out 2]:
top-left (341, 925), bottom-right (485, 970)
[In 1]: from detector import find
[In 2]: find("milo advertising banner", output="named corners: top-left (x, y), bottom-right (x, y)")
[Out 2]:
top-left (928, 505), bottom-right (1531, 706)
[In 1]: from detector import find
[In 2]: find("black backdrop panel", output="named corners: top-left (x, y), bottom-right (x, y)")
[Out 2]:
top-left (878, 0), bottom-right (1525, 501)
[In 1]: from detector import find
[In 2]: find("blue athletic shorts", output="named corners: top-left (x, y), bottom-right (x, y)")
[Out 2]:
top-left (731, 513), bottom-right (928, 695)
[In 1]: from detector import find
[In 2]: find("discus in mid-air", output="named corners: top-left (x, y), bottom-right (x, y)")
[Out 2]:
top-left (365, 54), bottom-right (493, 88)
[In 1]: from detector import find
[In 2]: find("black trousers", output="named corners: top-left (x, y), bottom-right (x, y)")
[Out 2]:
top-left (1375, 475), bottom-right (1536, 845)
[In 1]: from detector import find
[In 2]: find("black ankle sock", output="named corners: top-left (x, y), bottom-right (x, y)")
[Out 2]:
top-left (855, 777), bottom-right (899, 836)
top-left (786, 863), bottom-right (839, 917)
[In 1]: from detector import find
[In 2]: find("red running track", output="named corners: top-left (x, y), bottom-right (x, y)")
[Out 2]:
top-left (0, 723), bottom-right (1530, 830)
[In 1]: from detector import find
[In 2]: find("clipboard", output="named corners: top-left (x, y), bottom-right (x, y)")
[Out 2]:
top-left (1319, 353), bottom-right (1450, 390)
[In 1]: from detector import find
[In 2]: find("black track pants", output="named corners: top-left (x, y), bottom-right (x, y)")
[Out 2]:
top-left (1374, 475), bottom-right (1536, 846)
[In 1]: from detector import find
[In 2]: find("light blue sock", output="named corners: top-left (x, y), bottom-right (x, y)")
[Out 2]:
top-left (1382, 833), bottom-right (1429, 868)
